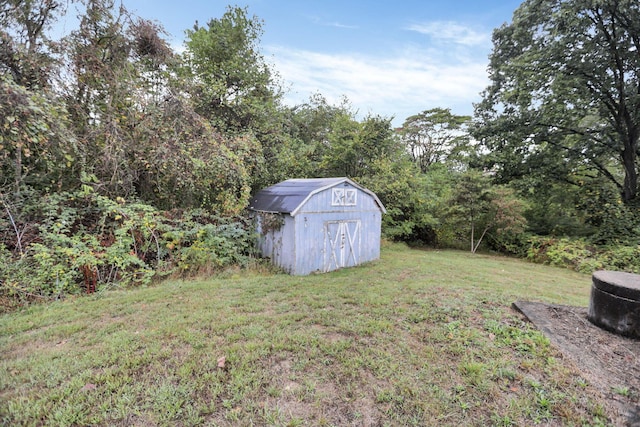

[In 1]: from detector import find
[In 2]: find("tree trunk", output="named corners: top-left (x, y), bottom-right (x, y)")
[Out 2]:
top-left (621, 132), bottom-right (639, 204)
top-left (470, 222), bottom-right (475, 253)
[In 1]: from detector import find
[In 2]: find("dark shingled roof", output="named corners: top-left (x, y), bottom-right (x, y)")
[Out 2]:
top-left (248, 177), bottom-right (385, 215)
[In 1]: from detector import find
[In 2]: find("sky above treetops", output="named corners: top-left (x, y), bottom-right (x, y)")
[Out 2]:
top-left (57, 0), bottom-right (524, 126)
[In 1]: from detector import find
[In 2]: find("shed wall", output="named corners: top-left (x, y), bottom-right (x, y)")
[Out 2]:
top-left (293, 184), bottom-right (382, 275)
top-left (256, 214), bottom-right (296, 274)
top-left (292, 209), bottom-right (381, 275)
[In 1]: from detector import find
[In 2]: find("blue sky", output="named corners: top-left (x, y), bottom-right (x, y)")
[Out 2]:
top-left (62, 1), bottom-right (524, 125)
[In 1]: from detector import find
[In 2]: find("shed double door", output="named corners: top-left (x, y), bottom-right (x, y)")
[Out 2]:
top-left (324, 220), bottom-right (361, 272)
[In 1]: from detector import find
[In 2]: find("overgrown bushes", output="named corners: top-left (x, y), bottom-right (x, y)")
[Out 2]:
top-left (527, 237), bottom-right (640, 274)
top-left (0, 188), bottom-right (256, 309)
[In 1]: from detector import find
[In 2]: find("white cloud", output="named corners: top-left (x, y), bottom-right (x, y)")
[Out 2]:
top-left (406, 21), bottom-right (490, 47)
top-left (306, 14), bottom-right (359, 30)
top-left (266, 43), bottom-right (490, 125)
top-left (325, 21), bottom-right (359, 29)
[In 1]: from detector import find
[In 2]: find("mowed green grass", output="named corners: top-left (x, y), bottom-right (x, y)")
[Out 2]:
top-left (1, 243), bottom-right (613, 426)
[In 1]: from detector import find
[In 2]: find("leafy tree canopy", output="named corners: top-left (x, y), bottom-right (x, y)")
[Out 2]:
top-left (181, 6), bottom-right (282, 134)
top-left (399, 108), bottom-right (471, 173)
top-left (475, 0), bottom-right (640, 205)
top-left (0, 0), bottom-right (68, 88)
top-left (443, 170), bottom-right (527, 253)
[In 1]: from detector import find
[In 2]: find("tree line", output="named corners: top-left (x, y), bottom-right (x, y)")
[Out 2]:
top-left (1, 0), bottom-right (639, 306)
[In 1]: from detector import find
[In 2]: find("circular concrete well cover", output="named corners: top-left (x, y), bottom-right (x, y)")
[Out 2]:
top-left (588, 270), bottom-right (640, 339)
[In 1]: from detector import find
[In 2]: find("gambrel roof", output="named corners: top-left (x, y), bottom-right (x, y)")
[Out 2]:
top-left (248, 177), bottom-right (386, 216)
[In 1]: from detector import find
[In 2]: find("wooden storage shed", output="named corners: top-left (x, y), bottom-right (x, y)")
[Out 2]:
top-left (249, 177), bottom-right (386, 275)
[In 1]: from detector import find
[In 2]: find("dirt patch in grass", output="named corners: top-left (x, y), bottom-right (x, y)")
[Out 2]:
top-left (260, 338), bottom-right (388, 425)
top-left (514, 300), bottom-right (640, 426)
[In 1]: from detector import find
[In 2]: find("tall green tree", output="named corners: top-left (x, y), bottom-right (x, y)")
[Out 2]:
top-left (321, 113), bottom-right (400, 178)
top-left (59, 0), bottom-right (253, 212)
top-left (181, 6), bottom-right (281, 134)
top-left (63, 0), bottom-right (152, 196)
top-left (0, 0), bottom-right (68, 88)
top-left (443, 171), bottom-right (527, 253)
top-left (1, 0), bottom-right (78, 197)
top-left (0, 74), bottom-right (75, 196)
top-left (180, 6), bottom-right (288, 190)
top-left (281, 93), bottom-right (350, 179)
top-left (400, 108), bottom-right (471, 173)
top-left (475, 0), bottom-right (640, 205)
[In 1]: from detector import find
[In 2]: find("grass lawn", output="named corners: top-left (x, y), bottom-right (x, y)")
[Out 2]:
top-left (1, 242), bottom-right (613, 426)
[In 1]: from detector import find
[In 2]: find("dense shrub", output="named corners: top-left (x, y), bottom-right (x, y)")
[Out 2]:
top-left (527, 236), bottom-right (640, 274)
top-left (486, 231), bottom-right (532, 258)
top-left (0, 189), bottom-right (256, 307)
top-left (598, 245), bottom-right (640, 273)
